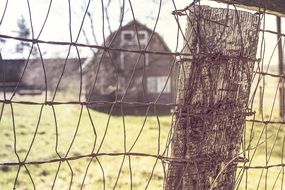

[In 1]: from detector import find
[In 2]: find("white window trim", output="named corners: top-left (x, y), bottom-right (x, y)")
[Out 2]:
top-left (143, 53), bottom-right (149, 66)
top-left (137, 31), bottom-right (149, 66)
top-left (147, 77), bottom-right (156, 93)
top-left (120, 30), bottom-right (149, 68)
top-left (121, 30), bottom-right (135, 45)
top-left (121, 30), bottom-right (149, 46)
top-left (137, 30), bottom-right (148, 47)
top-left (118, 76), bottom-right (125, 93)
top-left (99, 78), bottom-right (105, 94)
top-left (120, 52), bottom-right (125, 69)
top-left (147, 76), bottom-right (171, 94)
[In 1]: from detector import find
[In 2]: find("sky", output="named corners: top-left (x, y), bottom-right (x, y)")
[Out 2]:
top-left (0, 0), bottom-right (283, 66)
top-left (0, 0), bottom-right (190, 58)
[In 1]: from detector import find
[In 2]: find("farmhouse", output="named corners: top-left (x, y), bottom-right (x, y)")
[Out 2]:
top-left (84, 20), bottom-right (176, 114)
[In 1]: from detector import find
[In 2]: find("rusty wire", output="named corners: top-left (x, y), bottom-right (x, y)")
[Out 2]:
top-left (0, 0), bottom-right (285, 189)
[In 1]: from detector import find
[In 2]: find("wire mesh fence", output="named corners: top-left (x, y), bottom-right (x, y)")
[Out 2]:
top-left (0, 0), bottom-right (285, 189)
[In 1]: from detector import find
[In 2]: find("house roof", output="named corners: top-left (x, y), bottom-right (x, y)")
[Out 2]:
top-left (82, 20), bottom-right (173, 71)
top-left (101, 20), bottom-right (172, 53)
top-left (120, 20), bottom-right (172, 52)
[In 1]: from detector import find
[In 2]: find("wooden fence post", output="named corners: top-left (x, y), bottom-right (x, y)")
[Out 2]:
top-left (165, 5), bottom-right (260, 190)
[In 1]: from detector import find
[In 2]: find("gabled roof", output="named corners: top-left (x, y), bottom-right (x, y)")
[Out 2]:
top-left (107, 20), bottom-right (172, 52)
top-left (82, 20), bottom-right (172, 70)
top-left (124, 20), bottom-right (171, 52)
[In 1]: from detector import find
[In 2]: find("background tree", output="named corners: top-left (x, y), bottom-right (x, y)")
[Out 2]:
top-left (15, 15), bottom-right (37, 56)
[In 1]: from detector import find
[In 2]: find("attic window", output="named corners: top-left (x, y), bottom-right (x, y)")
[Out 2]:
top-left (124, 33), bottom-right (132, 41)
top-left (138, 31), bottom-right (148, 46)
top-left (121, 31), bottom-right (135, 45)
top-left (121, 30), bottom-right (148, 46)
top-left (138, 33), bottom-right (145, 40)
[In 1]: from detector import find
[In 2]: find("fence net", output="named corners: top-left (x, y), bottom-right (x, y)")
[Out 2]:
top-left (0, 0), bottom-right (284, 189)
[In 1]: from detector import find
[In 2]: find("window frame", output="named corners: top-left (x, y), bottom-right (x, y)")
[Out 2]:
top-left (121, 30), bottom-right (135, 45)
top-left (137, 30), bottom-right (148, 46)
top-left (120, 30), bottom-right (149, 68)
top-left (147, 76), bottom-right (171, 94)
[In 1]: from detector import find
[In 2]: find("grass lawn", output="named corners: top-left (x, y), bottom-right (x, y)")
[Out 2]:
top-left (0, 93), bottom-right (284, 189)
top-left (0, 93), bottom-right (173, 190)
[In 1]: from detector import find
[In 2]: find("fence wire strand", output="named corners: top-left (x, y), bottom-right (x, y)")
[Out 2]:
top-left (0, 0), bottom-right (285, 189)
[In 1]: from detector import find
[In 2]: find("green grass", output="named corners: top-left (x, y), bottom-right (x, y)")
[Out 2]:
top-left (236, 121), bottom-right (285, 190)
top-left (0, 93), bottom-right (285, 190)
top-left (0, 94), bottom-right (172, 190)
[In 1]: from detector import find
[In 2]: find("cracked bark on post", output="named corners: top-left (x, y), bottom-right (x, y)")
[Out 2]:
top-left (165, 5), bottom-right (260, 190)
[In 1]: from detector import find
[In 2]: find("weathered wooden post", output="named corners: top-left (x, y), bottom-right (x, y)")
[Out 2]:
top-left (165, 5), bottom-right (260, 190)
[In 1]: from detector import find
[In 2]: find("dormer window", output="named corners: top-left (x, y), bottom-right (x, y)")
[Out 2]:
top-left (121, 31), bottom-right (135, 45)
top-left (138, 31), bottom-right (148, 46)
top-left (120, 30), bottom-right (149, 69)
top-left (123, 32), bottom-right (133, 41)
top-left (138, 33), bottom-right (145, 40)
top-left (121, 30), bottom-right (148, 46)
